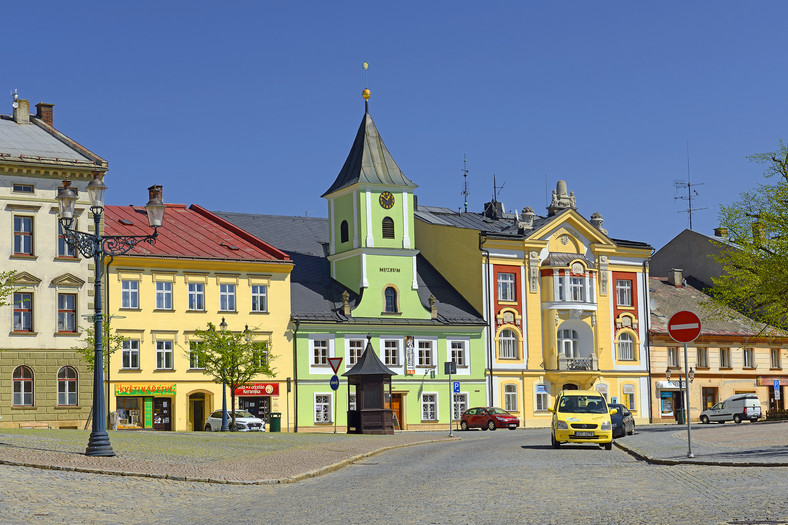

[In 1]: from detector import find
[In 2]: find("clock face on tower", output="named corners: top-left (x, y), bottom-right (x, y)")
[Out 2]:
top-left (379, 191), bottom-right (395, 209)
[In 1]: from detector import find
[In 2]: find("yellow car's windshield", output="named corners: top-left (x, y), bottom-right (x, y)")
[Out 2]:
top-left (558, 396), bottom-right (607, 414)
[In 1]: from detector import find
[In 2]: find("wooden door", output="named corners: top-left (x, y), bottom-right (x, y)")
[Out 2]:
top-left (192, 399), bottom-right (204, 432)
top-left (702, 387), bottom-right (717, 411)
top-left (391, 394), bottom-right (403, 430)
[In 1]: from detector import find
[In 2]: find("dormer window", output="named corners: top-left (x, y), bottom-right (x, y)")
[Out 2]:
top-left (382, 217), bottom-right (395, 239)
top-left (340, 220), bottom-right (349, 243)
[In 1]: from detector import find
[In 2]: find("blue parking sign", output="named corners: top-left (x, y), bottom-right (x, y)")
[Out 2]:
top-left (453, 381), bottom-right (460, 393)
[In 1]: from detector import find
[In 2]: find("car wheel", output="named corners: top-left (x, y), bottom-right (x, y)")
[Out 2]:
top-left (604, 442), bottom-right (612, 450)
top-left (204, 424), bottom-right (212, 432)
top-left (551, 432), bottom-right (560, 448)
top-left (487, 420), bottom-right (496, 431)
top-left (627, 425), bottom-right (635, 436)
top-left (733, 414), bottom-right (742, 424)
top-left (700, 415), bottom-right (709, 424)
top-left (460, 421), bottom-right (469, 431)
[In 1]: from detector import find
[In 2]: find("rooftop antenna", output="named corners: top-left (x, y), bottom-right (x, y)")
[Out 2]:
top-left (11, 89), bottom-right (18, 109)
top-left (493, 173), bottom-right (506, 202)
top-left (461, 154), bottom-right (470, 212)
top-left (674, 141), bottom-right (707, 230)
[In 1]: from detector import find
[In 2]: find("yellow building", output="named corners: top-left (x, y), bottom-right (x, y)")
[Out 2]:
top-left (104, 202), bottom-right (293, 431)
top-left (415, 181), bottom-right (653, 427)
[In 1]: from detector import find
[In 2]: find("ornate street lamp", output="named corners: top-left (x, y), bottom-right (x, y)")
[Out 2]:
top-left (665, 365), bottom-right (696, 458)
top-left (219, 317), bottom-right (230, 432)
top-left (57, 174), bottom-right (164, 457)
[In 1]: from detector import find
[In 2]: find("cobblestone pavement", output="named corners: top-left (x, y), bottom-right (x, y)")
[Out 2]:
top-left (0, 426), bottom-right (786, 524)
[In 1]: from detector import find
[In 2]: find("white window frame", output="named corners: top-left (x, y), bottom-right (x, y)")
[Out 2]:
top-left (156, 340), bottom-right (173, 370)
top-left (535, 384), bottom-right (549, 412)
top-left (618, 333), bottom-right (635, 361)
top-left (558, 329), bottom-right (579, 358)
top-left (121, 280), bottom-right (139, 309)
top-left (57, 366), bottom-right (78, 406)
top-left (251, 284), bottom-right (268, 313)
top-left (122, 339), bottom-right (140, 369)
top-left (616, 279), bottom-right (632, 307)
top-left (743, 348), bottom-right (754, 369)
top-left (498, 272), bottom-right (516, 302)
top-left (315, 393), bottom-right (331, 423)
top-left (720, 347), bottom-right (731, 368)
top-left (421, 392), bottom-right (438, 421)
top-left (313, 339), bottom-right (329, 366)
top-left (57, 293), bottom-right (77, 333)
top-left (416, 339), bottom-right (435, 367)
top-left (498, 329), bottom-right (517, 359)
top-left (771, 348), bottom-right (782, 369)
top-left (346, 338), bottom-right (365, 367)
top-left (623, 384), bottom-right (636, 410)
top-left (13, 215), bottom-right (34, 256)
top-left (697, 347), bottom-right (708, 368)
top-left (155, 281), bottom-right (173, 310)
top-left (309, 335), bottom-right (335, 374)
top-left (448, 339), bottom-right (468, 370)
top-left (189, 341), bottom-right (206, 369)
top-left (668, 347), bottom-right (679, 368)
top-left (504, 384), bottom-right (518, 412)
top-left (57, 220), bottom-right (76, 258)
top-left (188, 283), bottom-right (205, 311)
top-left (382, 338), bottom-right (401, 367)
top-left (452, 392), bottom-right (468, 421)
top-left (595, 383), bottom-right (609, 401)
top-left (219, 283), bottom-right (236, 312)
top-left (569, 276), bottom-right (584, 302)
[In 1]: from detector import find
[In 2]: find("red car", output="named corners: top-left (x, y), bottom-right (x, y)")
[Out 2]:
top-left (460, 407), bottom-right (520, 431)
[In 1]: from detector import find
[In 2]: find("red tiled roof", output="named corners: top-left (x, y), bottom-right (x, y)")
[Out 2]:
top-left (104, 204), bottom-right (290, 262)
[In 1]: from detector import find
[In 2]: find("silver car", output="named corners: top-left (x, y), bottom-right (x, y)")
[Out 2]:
top-left (204, 410), bottom-right (265, 431)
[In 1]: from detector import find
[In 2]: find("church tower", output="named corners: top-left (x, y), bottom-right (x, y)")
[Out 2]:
top-left (323, 90), bottom-right (427, 319)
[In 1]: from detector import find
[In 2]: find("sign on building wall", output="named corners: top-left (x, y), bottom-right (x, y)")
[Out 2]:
top-left (115, 384), bottom-right (176, 397)
top-left (406, 336), bottom-right (415, 375)
top-left (234, 383), bottom-right (279, 396)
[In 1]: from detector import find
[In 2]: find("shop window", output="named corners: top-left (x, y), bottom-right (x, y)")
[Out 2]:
top-left (595, 383), bottom-right (609, 401)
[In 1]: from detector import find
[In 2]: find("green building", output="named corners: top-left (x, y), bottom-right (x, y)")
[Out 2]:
top-left (216, 95), bottom-right (487, 431)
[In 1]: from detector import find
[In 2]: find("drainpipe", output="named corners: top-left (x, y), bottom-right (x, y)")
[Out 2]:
top-left (480, 233), bottom-right (494, 406)
top-left (642, 258), bottom-right (653, 424)
top-left (292, 318), bottom-right (299, 433)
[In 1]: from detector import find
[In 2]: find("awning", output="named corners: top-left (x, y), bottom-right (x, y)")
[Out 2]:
top-left (656, 380), bottom-right (687, 390)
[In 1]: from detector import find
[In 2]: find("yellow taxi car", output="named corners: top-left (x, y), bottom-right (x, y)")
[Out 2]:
top-left (548, 389), bottom-right (617, 450)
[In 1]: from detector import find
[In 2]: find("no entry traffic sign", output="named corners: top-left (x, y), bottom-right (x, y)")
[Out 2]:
top-left (668, 310), bottom-right (702, 343)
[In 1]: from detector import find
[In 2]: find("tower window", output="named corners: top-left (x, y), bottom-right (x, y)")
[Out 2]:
top-left (382, 217), bottom-right (395, 239)
top-left (384, 286), bottom-right (398, 313)
top-left (340, 220), bottom-right (349, 243)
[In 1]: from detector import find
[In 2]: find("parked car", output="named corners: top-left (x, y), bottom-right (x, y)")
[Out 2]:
top-left (549, 390), bottom-right (616, 450)
top-left (460, 407), bottom-right (520, 431)
top-left (608, 403), bottom-right (635, 438)
top-left (204, 410), bottom-right (265, 432)
top-left (699, 394), bottom-right (762, 424)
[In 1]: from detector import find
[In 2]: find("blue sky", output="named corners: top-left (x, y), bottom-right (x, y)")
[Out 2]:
top-left (7, 2), bottom-right (788, 252)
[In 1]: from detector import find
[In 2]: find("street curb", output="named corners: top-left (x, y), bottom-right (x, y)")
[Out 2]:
top-left (614, 441), bottom-right (788, 467)
top-left (0, 437), bottom-right (459, 485)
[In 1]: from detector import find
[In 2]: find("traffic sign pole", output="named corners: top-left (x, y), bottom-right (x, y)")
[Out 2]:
top-left (669, 311), bottom-right (701, 459)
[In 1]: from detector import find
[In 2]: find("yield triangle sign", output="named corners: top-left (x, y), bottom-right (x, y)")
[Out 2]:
top-left (328, 357), bottom-right (343, 374)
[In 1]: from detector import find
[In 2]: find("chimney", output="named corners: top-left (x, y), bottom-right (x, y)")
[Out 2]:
top-left (483, 200), bottom-right (504, 220)
top-left (518, 206), bottom-right (535, 231)
top-left (13, 99), bottom-right (29, 124)
top-left (35, 103), bottom-right (54, 127)
top-left (714, 227), bottom-right (728, 238)
top-left (668, 268), bottom-right (684, 288)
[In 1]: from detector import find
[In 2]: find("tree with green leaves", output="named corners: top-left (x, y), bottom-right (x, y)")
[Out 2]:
top-left (73, 317), bottom-right (126, 372)
top-left (0, 270), bottom-right (16, 308)
top-left (711, 141), bottom-right (788, 331)
top-left (188, 321), bottom-right (274, 430)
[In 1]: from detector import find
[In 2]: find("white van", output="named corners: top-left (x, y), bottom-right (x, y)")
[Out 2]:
top-left (699, 394), bottom-right (762, 424)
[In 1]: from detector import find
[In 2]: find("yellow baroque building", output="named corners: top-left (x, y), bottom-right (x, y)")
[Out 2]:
top-left (415, 181), bottom-right (653, 427)
top-left (104, 202), bottom-right (293, 431)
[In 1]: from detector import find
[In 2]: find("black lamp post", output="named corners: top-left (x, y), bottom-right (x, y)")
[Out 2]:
top-left (57, 174), bottom-right (165, 457)
top-left (219, 317), bottom-right (230, 432)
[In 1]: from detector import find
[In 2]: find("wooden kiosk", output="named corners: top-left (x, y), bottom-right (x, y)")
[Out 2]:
top-left (343, 336), bottom-right (397, 434)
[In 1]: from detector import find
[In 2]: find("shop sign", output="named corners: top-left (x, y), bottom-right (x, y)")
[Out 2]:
top-left (234, 383), bottom-right (279, 396)
top-left (115, 384), bottom-right (176, 397)
top-left (406, 336), bottom-right (415, 375)
top-left (757, 376), bottom-right (788, 386)
top-left (144, 397), bottom-right (153, 428)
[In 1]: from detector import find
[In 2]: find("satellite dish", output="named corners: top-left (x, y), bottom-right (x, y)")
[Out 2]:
top-left (649, 298), bottom-right (657, 311)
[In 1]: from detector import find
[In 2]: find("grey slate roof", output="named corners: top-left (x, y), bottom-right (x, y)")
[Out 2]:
top-left (648, 276), bottom-right (783, 337)
top-left (415, 205), bottom-right (652, 250)
top-left (0, 115), bottom-right (101, 164)
top-left (322, 111), bottom-right (417, 197)
top-left (213, 211), bottom-right (485, 326)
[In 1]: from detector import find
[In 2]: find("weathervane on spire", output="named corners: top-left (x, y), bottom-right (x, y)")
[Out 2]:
top-left (362, 61), bottom-right (371, 111)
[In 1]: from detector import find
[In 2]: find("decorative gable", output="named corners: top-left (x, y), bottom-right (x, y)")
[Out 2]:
top-left (51, 273), bottom-right (86, 288)
top-left (11, 271), bottom-right (41, 286)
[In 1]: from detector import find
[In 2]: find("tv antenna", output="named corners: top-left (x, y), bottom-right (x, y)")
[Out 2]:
top-left (460, 155), bottom-right (470, 212)
top-left (674, 142), bottom-right (707, 230)
top-left (492, 173), bottom-right (506, 202)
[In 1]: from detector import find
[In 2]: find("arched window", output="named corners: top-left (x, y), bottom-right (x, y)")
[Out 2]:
top-left (498, 329), bottom-right (517, 359)
top-left (623, 384), bottom-right (636, 410)
top-left (340, 220), bottom-right (349, 243)
top-left (618, 332), bottom-right (635, 361)
top-left (57, 366), bottom-right (78, 406)
top-left (384, 286), bottom-right (398, 313)
top-left (13, 365), bottom-right (33, 406)
top-left (382, 217), bottom-right (395, 239)
top-left (504, 384), bottom-right (518, 412)
top-left (557, 329), bottom-right (579, 358)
